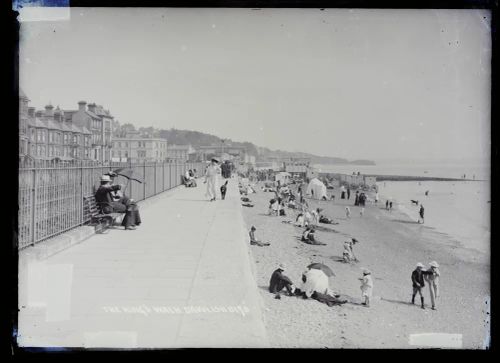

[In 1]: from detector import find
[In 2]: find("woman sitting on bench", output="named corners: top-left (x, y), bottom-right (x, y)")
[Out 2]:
top-left (95, 175), bottom-right (142, 230)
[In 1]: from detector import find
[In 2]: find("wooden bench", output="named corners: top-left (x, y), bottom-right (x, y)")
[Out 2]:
top-left (83, 195), bottom-right (124, 233)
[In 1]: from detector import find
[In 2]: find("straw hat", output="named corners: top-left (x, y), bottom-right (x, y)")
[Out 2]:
top-left (416, 262), bottom-right (424, 268)
top-left (278, 263), bottom-right (286, 270)
top-left (429, 261), bottom-right (439, 268)
top-left (100, 175), bottom-right (111, 182)
top-left (362, 268), bottom-right (371, 275)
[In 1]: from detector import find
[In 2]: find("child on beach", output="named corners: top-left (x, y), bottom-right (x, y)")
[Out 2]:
top-left (343, 238), bottom-right (358, 263)
top-left (249, 226), bottom-right (270, 247)
top-left (345, 207), bottom-right (351, 219)
top-left (359, 269), bottom-right (373, 307)
top-left (360, 207), bottom-right (365, 217)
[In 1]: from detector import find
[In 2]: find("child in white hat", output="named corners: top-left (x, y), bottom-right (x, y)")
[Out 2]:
top-left (359, 268), bottom-right (373, 307)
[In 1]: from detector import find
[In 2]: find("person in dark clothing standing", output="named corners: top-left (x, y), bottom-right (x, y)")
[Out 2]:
top-left (347, 187), bottom-right (351, 200)
top-left (354, 191), bottom-right (359, 206)
top-left (411, 262), bottom-right (432, 309)
top-left (418, 205), bottom-right (425, 224)
top-left (220, 180), bottom-right (228, 200)
top-left (386, 200), bottom-right (389, 210)
top-left (95, 175), bottom-right (141, 230)
top-left (269, 264), bottom-right (294, 299)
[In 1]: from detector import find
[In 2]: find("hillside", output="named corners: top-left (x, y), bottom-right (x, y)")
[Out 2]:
top-left (112, 122), bottom-right (375, 165)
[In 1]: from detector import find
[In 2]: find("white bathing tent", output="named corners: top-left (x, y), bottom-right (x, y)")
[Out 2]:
top-left (306, 178), bottom-right (328, 200)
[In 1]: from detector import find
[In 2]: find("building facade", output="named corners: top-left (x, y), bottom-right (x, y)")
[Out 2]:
top-left (19, 90), bottom-right (92, 161)
top-left (112, 136), bottom-right (167, 163)
top-left (166, 144), bottom-right (196, 162)
top-left (70, 101), bottom-right (114, 162)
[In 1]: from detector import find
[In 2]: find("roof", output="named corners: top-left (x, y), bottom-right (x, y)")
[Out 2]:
top-left (113, 137), bottom-right (166, 142)
top-left (45, 119), bottom-right (63, 131)
top-left (85, 110), bottom-right (101, 120)
top-left (28, 118), bottom-right (48, 129)
top-left (19, 88), bottom-right (29, 101)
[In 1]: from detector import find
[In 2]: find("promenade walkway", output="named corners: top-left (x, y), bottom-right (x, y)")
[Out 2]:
top-left (18, 179), bottom-right (269, 348)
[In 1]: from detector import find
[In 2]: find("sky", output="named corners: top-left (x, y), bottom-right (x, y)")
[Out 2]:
top-left (19, 8), bottom-right (491, 162)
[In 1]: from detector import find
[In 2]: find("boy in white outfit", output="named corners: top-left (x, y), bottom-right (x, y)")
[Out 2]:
top-left (359, 268), bottom-right (373, 307)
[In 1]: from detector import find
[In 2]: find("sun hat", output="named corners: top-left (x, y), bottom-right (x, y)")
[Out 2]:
top-left (278, 263), bottom-right (286, 270)
top-left (429, 261), bottom-right (439, 268)
top-left (352, 238), bottom-right (358, 243)
top-left (416, 262), bottom-right (424, 268)
top-left (100, 175), bottom-right (111, 182)
top-left (251, 226), bottom-right (256, 230)
top-left (362, 268), bottom-right (371, 275)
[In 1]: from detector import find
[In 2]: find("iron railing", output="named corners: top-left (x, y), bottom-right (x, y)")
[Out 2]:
top-left (18, 159), bottom-right (205, 250)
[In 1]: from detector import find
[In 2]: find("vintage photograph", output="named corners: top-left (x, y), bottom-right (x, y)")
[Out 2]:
top-left (16, 5), bottom-right (491, 349)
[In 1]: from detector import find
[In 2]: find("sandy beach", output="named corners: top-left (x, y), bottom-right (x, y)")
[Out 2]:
top-left (240, 181), bottom-right (490, 349)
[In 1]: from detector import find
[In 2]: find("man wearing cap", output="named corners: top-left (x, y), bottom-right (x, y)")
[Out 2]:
top-left (269, 264), bottom-right (294, 299)
top-left (205, 158), bottom-right (220, 201)
top-left (95, 175), bottom-right (141, 230)
top-left (424, 261), bottom-right (440, 310)
top-left (411, 262), bottom-right (433, 309)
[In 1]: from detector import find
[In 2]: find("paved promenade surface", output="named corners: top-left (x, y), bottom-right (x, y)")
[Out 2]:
top-left (18, 179), bottom-right (269, 348)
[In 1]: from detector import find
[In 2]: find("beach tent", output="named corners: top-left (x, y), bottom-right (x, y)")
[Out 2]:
top-left (306, 178), bottom-right (328, 200)
top-left (275, 172), bottom-right (292, 186)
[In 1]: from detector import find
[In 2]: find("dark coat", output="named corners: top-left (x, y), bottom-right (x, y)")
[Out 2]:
top-left (269, 269), bottom-right (293, 293)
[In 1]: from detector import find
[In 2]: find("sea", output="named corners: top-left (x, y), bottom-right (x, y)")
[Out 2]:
top-left (314, 161), bottom-right (491, 254)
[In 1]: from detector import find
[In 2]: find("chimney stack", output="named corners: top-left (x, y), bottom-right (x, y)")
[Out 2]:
top-left (45, 104), bottom-right (54, 118)
top-left (28, 107), bottom-right (35, 118)
top-left (88, 103), bottom-right (96, 113)
top-left (78, 101), bottom-right (87, 111)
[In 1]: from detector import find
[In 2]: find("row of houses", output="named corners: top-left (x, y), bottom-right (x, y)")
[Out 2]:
top-left (19, 90), bottom-right (258, 165)
top-left (19, 89), bottom-right (113, 163)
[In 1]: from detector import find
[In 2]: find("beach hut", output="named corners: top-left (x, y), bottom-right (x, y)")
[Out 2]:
top-left (306, 178), bottom-right (328, 200)
top-left (275, 172), bottom-right (292, 186)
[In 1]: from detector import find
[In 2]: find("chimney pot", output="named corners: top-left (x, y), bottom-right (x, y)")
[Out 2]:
top-left (78, 101), bottom-right (87, 111)
top-left (28, 107), bottom-right (35, 118)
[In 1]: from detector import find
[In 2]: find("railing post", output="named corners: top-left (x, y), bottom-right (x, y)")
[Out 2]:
top-left (154, 162), bottom-right (157, 195)
top-left (30, 168), bottom-right (37, 246)
top-left (162, 162), bottom-right (165, 191)
top-left (143, 162), bottom-right (146, 200)
top-left (80, 166), bottom-right (84, 224)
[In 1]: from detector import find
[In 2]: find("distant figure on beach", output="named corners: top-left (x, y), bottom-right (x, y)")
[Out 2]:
top-left (269, 199), bottom-right (279, 216)
top-left (354, 192), bottom-right (359, 206)
top-left (375, 193), bottom-right (379, 204)
top-left (345, 206), bottom-right (351, 219)
top-left (389, 201), bottom-right (393, 211)
top-left (297, 186), bottom-right (303, 203)
top-left (386, 200), bottom-right (389, 210)
top-left (220, 180), bottom-right (228, 200)
top-left (359, 268), bottom-right (373, 307)
top-left (311, 208), bottom-right (321, 226)
top-left (269, 264), bottom-right (294, 299)
top-left (340, 185), bottom-right (346, 199)
top-left (411, 262), bottom-right (432, 309)
top-left (343, 238), bottom-right (358, 263)
top-left (347, 187), bottom-right (351, 200)
top-left (360, 207), bottom-right (365, 217)
top-left (249, 226), bottom-right (270, 247)
top-left (279, 201), bottom-right (286, 216)
top-left (425, 190), bottom-right (429, 196)
top-left (424, 261), bottom-right (440, 310)
top-left (295, 213), bottom-right (305, 227)
top-left (418, 205), bottom-right (425, 224)
top-left (411, 199), bottom-right (419, 206)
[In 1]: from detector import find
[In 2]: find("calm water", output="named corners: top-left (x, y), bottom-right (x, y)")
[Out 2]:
top-left (315, 162), bottom-right (490, 254)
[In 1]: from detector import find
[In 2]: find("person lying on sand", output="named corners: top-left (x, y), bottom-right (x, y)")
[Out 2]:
top-left (249, 226), bottom-right (270, 247)
top-left (319, 215), bottom-right (339, 225)
top-left (269, 263), bottom-right (295, 299)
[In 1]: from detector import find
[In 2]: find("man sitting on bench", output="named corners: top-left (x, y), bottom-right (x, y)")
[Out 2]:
top-left (95, 175), bottom-right (142, 230)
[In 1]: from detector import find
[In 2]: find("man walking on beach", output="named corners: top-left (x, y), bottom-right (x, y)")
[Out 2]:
top-left (418, 205), bottom-right (425, 224)
top-left (424, 261), bottom-right (440, 310)
top-left (411, 262), bottom-right (432, 309)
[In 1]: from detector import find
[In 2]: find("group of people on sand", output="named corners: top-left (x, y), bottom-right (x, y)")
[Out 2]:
top-left (268, 263), bottom-right (375, 308)
top-left (411, 261), bottom-right (440, 310)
